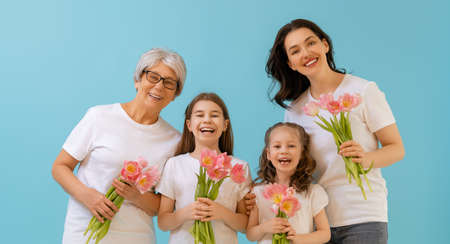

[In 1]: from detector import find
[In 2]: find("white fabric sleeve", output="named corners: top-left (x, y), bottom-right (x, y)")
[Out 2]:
top-left (156, 157), bottom-right (175, 200)
top-left (62, 108), bottom-right (96, 161)
top-left (237, 162), bottom-right (253, 201)
top-left (362, 82), bottom-right (396, 133)
top-left (284, 109), bottom-right (292, 123)
top-left (311, 184), bottom-right (329, 216)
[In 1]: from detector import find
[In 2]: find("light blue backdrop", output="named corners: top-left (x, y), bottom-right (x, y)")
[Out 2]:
top-left (1, 0), bottom-right (448, 243)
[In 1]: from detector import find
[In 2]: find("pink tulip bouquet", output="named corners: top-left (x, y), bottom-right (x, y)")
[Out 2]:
top-left (83, 157), bottom-right (160, 244)
top-left (263, 183), bottom-right (300, 244)
top-left (190, 149), bottom-right (247, 244)
top-left (303, 93), bottom-right (373, 199)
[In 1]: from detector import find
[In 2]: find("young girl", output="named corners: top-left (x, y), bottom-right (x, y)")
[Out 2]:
top-left (266, 19), bottom-right (405, 244)
top-left (157, 92), bottom-right (251, 244)
top-left (247, 122), bottom-right (330, 244)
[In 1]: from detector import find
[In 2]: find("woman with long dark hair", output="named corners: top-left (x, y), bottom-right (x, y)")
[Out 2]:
top-left (265, 19), bottom-right (405, 244)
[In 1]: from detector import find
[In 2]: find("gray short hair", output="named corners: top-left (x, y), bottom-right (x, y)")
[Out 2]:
top-left (134, 48), bottom-right (187, 96)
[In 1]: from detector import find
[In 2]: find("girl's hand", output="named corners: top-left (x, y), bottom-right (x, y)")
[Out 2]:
top-left (112, 178), bottom-right (141, 203)
top-left (196, 198), bottom-right (229, 222)
top-left (243, 191), bottom-right (256, 214)
top-left (261, 217), bottom-right (290, 234)
top-left (181, 200), bottom-right (209, 221)
top-left (81, 187), bottom-right (118, 223)
top-left (339, 140), bottom-right (371, 168)
top-left (286, 223), bottom-right (297, 240)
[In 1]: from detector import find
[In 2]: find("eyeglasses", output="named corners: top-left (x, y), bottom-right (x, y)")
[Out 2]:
top-left (143, 70), bottom-right (178, 90)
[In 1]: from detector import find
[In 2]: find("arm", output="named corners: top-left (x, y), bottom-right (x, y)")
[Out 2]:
top-left (157, 195), bottom-right (204, 231)
top-left (197, 198), bottom-right (248, 232)
top-left (287, 209), bottom-right (331, 244)
top-left (339, 123), bottom-right (405, 168)
top-left (246, 206), bottom-right (290, 241)
top-left (112, 179), bottom-right (161, 216)
top-left (51, 149), bottom-right (118, 222)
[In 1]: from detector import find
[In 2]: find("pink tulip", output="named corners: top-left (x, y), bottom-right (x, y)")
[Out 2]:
top-left (285, 187), bottom-right (296, 198)
top-left (206, 163), bottom-right (229, 181)
top-left (263, 183), bottom-right (288, 205)
top-left (120, 160), bottom-right (142, 183)
top-left (318, 93), bottom-right (334, 109)
top-left (352, 94), bottom-right (362, 108)
top-left (327, 100), bottom-right (342, 115)
top-left (136, 156), bottom-right (148, 169)
top-left (279, 196), bottom-right (301, 217)
top-left (200, 149), bottom-right (217, 169)
top-left (136, 165), bottom-right (160, 194)
top-left (230, 164), bottom-right (246, 184)
top-left (338, 93), bottom-right (355, 112)
top-left (302, 101), bottom-right (320, 117)
top-left (216, 152), bottom-right (232, 170)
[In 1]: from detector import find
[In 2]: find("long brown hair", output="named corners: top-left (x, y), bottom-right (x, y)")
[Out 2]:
top-left (254, 122), bottom-right (316, 193)
top-left (266, 19), bottom-right (345, 108)
top-left (175, 92), bottom-right (234, 155)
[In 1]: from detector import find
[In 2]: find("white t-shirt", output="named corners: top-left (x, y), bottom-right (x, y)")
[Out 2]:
top-left (253, 184), bottom-right (328, 244)
top-left (284, 74), bottom-right (396, 227)
top-left (156, 153), bottom-right (252, 244)
top-left (61, 103), bottom-right (180, 244)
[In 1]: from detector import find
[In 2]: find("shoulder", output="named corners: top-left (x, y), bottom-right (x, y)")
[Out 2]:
top-left (252, 184), bottom-right (267, 196)
top-left (307, 184), bottom-right (328, 199)
top-left (79, 103), bottom-right (117, 123)
top-left (166, 153), bottom-right (191, 164)
top-left (157, 117), bottom-right (182, 138)
top-left (87, 103), bottom-right (118, 114)
top-left (340, 74), bottom-right (373, 93)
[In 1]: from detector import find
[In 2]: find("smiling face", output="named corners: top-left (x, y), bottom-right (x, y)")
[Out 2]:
top-left (186, 100), bottom-right (229, 149)
top-left (284, 27), bottom-right (330, 78)
top-left (267, 126), bottom-right (302, 176)
top-left (134, 62), bottom-right (178, 113)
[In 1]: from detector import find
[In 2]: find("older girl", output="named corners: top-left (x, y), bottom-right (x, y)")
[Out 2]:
top-left (157, 93), bottom-right (251, 244)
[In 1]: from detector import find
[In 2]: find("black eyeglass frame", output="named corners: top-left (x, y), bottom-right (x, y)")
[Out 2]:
top-left (142, 70), bottom-right (179, 91)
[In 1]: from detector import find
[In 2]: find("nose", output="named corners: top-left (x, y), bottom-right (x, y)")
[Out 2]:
top-left (153, 79), bottom-right (165, 91)
top-left (203, 114), bottom-right (212, 123)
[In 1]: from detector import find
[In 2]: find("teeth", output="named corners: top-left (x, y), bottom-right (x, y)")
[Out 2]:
top-left (149, 93), bottom-right (162, 100)
top-left (279, 159), bottom-right (291, 165)
top-left (200, 128), bottom-right (215, 133)
top-left (305, 58), bottom-right (317, 67)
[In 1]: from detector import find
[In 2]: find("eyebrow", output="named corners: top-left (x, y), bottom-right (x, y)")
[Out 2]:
top-left (193, 110), bottom-right (221, 114)
top-left (287, 35), bottom-right (315, 51)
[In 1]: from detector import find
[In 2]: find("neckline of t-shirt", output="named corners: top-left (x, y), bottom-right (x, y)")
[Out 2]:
top-left (307, 74), bottom-right (351, 102)
top-left (115, 103), bottom-right (162, 130)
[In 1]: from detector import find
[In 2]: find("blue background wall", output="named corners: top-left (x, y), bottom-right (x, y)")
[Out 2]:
top-left (1, 0), bottom-right (448, 243)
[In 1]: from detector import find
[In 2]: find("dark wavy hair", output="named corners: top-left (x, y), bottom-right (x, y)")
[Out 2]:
top-left (254, 122), bottom-right (316, 193)
top-left (266, 19), bottom-right (345, 108)
top-left (175, 92), bottom-right (233, 156)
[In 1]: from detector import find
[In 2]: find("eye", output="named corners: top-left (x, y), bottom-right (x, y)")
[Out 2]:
top-left (288, 144), bottom-right (297, 148)
top-left (290, 49), bottom-right (299, 55)
top-left (308, 41), bottom-right (316, 46)
top-left (272, 145), bottom-right (281, 149)
top-left (193, 113), bottom-right (204, 118)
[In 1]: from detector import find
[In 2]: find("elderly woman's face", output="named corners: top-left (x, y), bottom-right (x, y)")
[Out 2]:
top-left (135, 62), bottom-right (178, 112)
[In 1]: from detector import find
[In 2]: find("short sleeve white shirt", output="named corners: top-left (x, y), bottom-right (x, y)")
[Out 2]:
top-left (285, 74), bottom-right (395, 227)
top-left (61, 103), bottom-right (181, 244)
top-left (253, 184), bottom-right (328, 244)
top-left (156, 153), bottom-right (252, 244)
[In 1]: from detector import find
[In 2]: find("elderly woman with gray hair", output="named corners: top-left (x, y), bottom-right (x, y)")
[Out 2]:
top-left (52, 48), bottom-right (186, 244)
